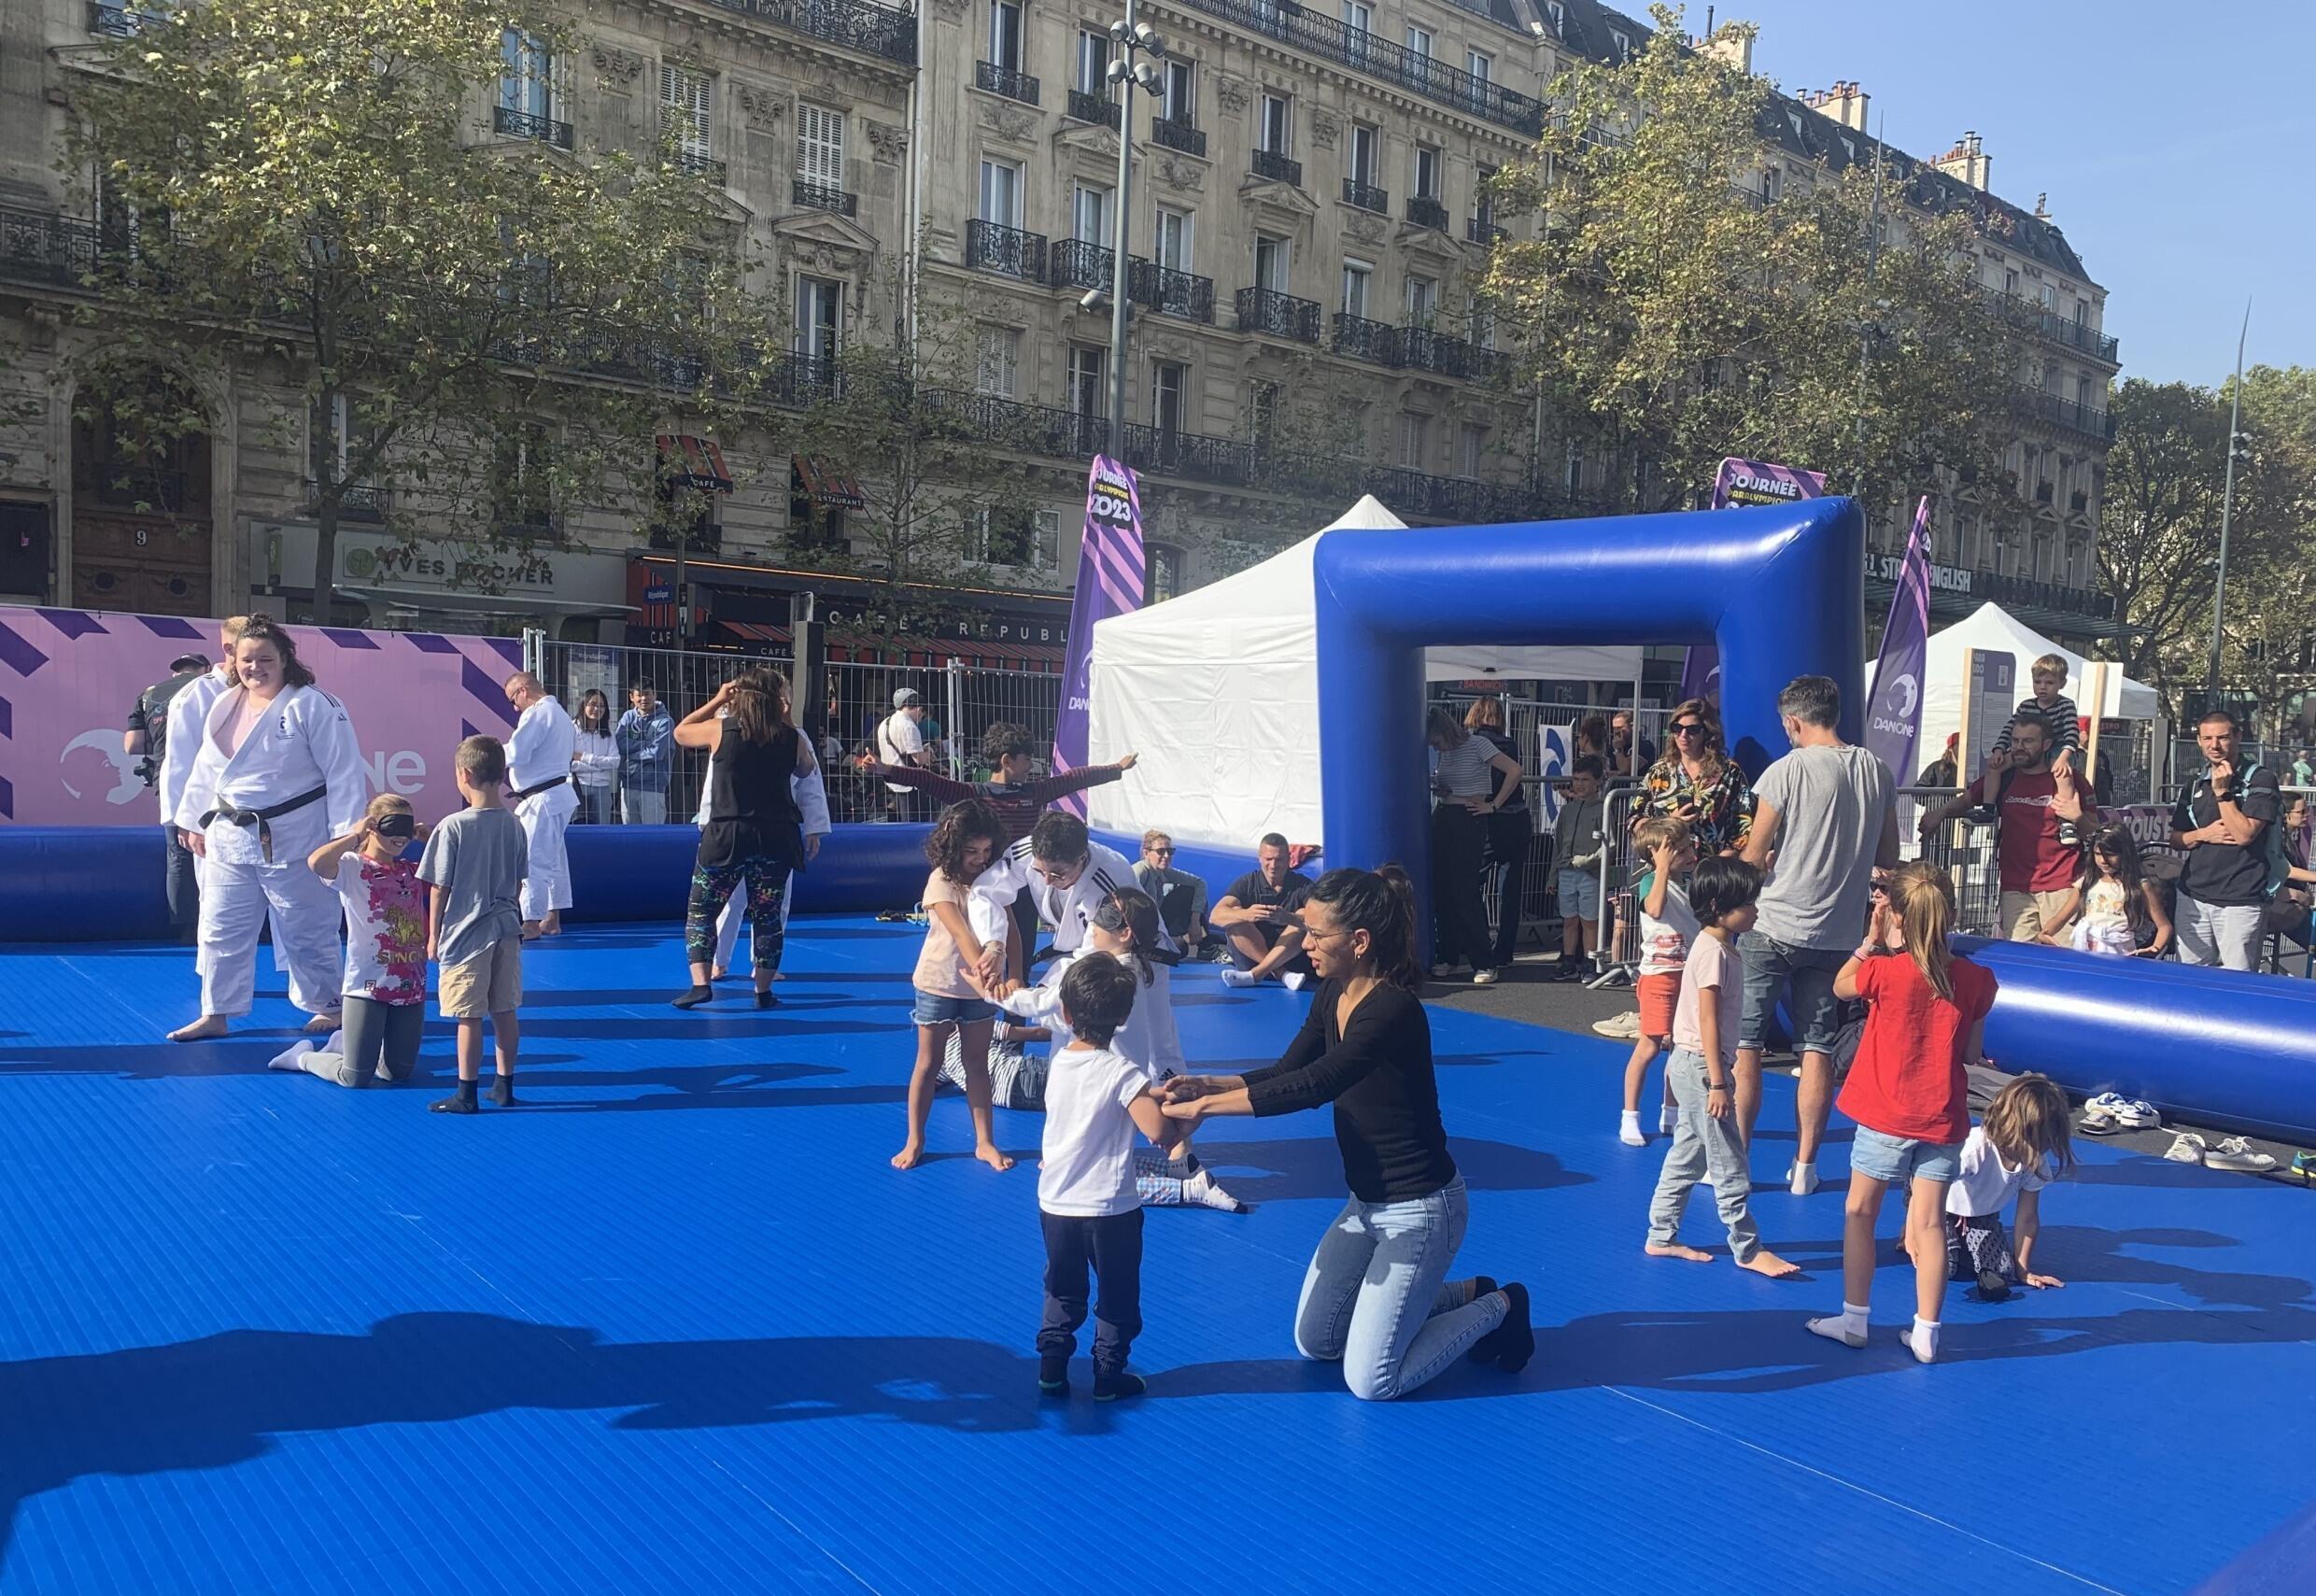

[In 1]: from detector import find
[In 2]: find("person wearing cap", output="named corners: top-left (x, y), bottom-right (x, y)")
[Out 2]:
top-left (876, 688), bottom-right (934, 822)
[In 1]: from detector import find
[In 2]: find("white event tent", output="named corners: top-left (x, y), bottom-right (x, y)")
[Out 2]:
top-left (1085, 497), bottom-right (1644, 849)
top-left (1868, 600), bottom-right (2158, 756)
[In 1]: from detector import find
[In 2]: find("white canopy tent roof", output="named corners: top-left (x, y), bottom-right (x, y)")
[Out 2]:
top-left (1086, 497), bottom-right (1645, 849)
top-left (1868, 601), bottom-right (2158, 757)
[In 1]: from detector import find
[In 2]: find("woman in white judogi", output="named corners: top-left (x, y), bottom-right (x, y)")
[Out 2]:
top-left (503, 672), bottom-right (580, 936)
top-left (695, 703), bottom-right (832, 979)
top-left (170, 617), bottom-right (368, 1042)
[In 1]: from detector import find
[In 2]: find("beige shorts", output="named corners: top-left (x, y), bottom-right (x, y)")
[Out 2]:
top-left (1999, 888), bottom-right (2078, 943)
top-left (439, 937), bottom-right (523, 1019)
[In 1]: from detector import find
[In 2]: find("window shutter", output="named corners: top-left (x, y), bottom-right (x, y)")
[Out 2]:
top-left (797, 106), bottom-right (846, 187)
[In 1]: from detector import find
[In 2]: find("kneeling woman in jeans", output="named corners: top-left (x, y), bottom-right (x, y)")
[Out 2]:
top-left (1162, 866), bottom-right (1533, 1399)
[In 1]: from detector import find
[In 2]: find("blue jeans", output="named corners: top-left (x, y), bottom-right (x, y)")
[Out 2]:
top-left (1851, 1126), bottom-right (1964, 1185)
top-left (574, 784), bottom-right (614, 826)
top-left (912, 990), bottom-right (996, 1026)
top-left (1293, 1176), bottom-right (1506, 1401)
top-left (1736, 929), bottom-right (1847, 1052)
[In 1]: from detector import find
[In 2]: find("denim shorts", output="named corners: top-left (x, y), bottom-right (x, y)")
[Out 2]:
top-left (911, 990), bottom-right (996, 1026)
top-left (1736, 930), bottom-right (1847, 1052)
top-left (1557, 868), bottom-right (1601, 922)
top-left (1850, 1125), bottom-right (1964, 1185)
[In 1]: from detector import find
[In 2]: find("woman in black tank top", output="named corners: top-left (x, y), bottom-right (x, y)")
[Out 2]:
top-left (669, 670), bottom-right (813, 1010)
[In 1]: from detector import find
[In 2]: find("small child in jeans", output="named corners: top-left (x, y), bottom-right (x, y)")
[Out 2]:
top-left (1621, 818), bottom-right (1699, 1146)
top-left (420, 736), bottom-right (530, 1114)
top-left (284, 794), bottom-right (431, 1087)
top-left (895, 798), bottom-right (1013, 1173)
top-left (1644, 857), bottom-right (1800, 1278)
top-left (1945, 1075), bottom-right (2073, 1301)
top-left (1037, 954), bottom-right (1179, 1402)
top-left (1810, 861), bottom-right (1997, 1363)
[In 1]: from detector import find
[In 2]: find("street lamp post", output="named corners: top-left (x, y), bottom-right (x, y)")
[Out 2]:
top-left (2204, 301), bottom-right (2252, 705)
top-left (1098, 5), bottom-right (1166, 450)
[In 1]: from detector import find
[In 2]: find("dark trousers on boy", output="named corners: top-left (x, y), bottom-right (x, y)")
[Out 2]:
top-left (1038, 1208), bottom-right (1143, 1375)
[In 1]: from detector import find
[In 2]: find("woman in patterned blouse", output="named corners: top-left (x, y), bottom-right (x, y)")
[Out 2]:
top-left (1634, 698), bottom-right (1754, 855)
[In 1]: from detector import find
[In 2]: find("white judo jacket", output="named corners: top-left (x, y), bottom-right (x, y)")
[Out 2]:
top-left (507, 698), bottom-right (581, 817)
top-left (176, 684), bottom-right (368, 865)
top-left (158, 664), bottom-right (234, 830)
top-left (967, 836), bottom-right (1163, 957)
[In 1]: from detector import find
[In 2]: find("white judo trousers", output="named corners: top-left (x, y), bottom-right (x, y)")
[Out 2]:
top-left (699, 724), bottom-right (831, 969)
top-left (176, 683), bottom-right (368, 1019)
top-left (508, 697), bottom-right (580, 922)
top-left (164, 666), bottom-right (292, 970)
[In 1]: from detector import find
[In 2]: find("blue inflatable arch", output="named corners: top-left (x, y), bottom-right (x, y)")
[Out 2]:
top-left (1312, 496), bottom-right (1867, 911)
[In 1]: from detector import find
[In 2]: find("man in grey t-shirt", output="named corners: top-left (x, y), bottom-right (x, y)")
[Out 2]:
top-left (1737, 674), bottom-right (1898, 1195)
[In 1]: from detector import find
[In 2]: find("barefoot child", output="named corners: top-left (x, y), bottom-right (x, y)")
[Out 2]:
top-left (1644, 858), bottom-right (1800, 1278)
top-left (284, 796), bottom-right (430, 1087)
top-left (420, 736), bottom-right (530, 1114)
top-left (1036, 954), bottom-right (1182, 1401)
top-left (1809, 862), bottom-right (1996, 1363)
top-left (895, 798), bottom-right (1014, 1172)
top-left (1946, 1074), bottom-right (2073, 1301)
top-left (1621, 818), bottom-right (1699, 1146)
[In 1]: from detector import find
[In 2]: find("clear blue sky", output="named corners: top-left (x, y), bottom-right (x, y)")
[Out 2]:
top-left (1729, 0), bottom-right (2315, 388)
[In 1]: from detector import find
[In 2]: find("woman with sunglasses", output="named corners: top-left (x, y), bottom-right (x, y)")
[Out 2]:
top-left (1635, 698), bottom-right (1755, 857)
top-left (1162, 866), bottom-right (1532, 1399)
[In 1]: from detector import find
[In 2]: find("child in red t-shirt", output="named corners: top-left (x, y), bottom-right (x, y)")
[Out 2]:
top-left (1807, 862), bottom-right (1997, 1364)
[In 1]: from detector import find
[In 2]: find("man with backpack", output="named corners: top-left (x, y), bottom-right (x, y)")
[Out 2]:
top-left (2169, 707), bottom-right (2283, 971)
top-left (125, 652), bottom-right (215, 938)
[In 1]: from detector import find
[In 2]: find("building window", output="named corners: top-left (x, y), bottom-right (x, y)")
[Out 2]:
top-left (795, 275), bottom-right (840, 363)
top-left (967, 505), bottom-right (1060, 570)
top-left (1073, 183), bottom-right (1112, 245)
top-left (2076, 375), bottom-right (2095, 409)
top-left (1341, 259), bottom-right (1373, 318)
top-left (2003, 267), bottom-right (2020, 296)
top-left (1151, 360), bottom-right (1187, 436)
top-left (661, 65), bottom-right (711, 161)
top-left (1405, 275), bottom-right (1437, 322)
top-left (1146, 541), bottom-right (1182, 602)
top-left (499, 30), bottom-right (555, 119)
top-left (1405, 24), bottom-right (1433, 60)
top-left (1761, 167), bottom-right (1780, 203)
top-left (1069, 346), bottom-right (1107, 418)
top-left (2042, 360), bottom-right (2061, 393)
top-left (1344, 2), bottom-right (1372, 34)
top-left (1546, 0), bottom-right (1566, 33)
top-left (1260, 93), bottom-right (1292, 154)
top-left (978, 159), bottom-right (1022, 225)
top-left (1399, 412), bottom-right (1430, 469)
top-left (2039, 281), bottom-right (2058, 311)
top-left (1153, 205), bottom-right (1193, 271)
top-left (1459, 423), bottom-right (1486, 479)
top-left (976, 326), bottom-right (1019, 398)
top-left (1609, 29), bottom-right (1631, 61)
top-left (1162, 58), bottom-right (1194, 124)
top-left (1413, 144), bottom-right (1442, 200)
top-left (1254, 234), bottom-right (1290, 292)
top-left (2075, 297), bottom-right (2090, 326)
top-left (1349, 124), bottom-right (1380, 187)
top-left (798, 104), bottom-right (845, 189)
top-left (989, 0), bottom-right (1024, 72)
top-left (1250, 380), bottom-right (1279, 449)
top-left (1076, 29), bottom-right (1107, 96)
top-left (1467, 49), bottom-right (1491, 86)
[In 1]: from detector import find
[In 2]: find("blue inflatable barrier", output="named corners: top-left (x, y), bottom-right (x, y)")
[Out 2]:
top-left (1, 826), bottom-right (170, 942)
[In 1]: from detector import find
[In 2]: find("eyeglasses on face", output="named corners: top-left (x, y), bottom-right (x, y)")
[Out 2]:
top-left (1146, 846), bottom-right (1174, 855)
top-left (1672, 722), bottom-right (1706, 737)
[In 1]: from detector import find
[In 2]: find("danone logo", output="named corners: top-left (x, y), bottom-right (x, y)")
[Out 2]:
top-left (1886, 672), bottom-right (1918, 719)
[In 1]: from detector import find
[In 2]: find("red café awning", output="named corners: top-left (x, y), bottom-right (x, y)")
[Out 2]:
top-left (657, 433), bottom-right (734, 493)
top-left (792, 454), bottom-right (866, 510)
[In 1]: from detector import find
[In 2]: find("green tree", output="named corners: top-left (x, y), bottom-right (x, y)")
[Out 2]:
top-left (67, 0), bottom-right (771, 621)
top-left (1484, 4), bottom-right (2025, 516)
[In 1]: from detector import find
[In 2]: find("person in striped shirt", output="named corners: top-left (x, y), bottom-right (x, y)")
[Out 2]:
top-left (1989, 655), bottom-right (2080, 757)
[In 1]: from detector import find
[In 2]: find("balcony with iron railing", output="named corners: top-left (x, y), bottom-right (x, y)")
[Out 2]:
top-left (1236, 286), bottom-right (1320, 343)
top-left (1131, 259), bottom-right (1215, 322)
top-left (1250, 148), bottom-right (1303, 187)
top-left (966, 219), bottom-right (1046, 281)
top-left (309, 481), bottom-right (391, 523)
top-left (1333, 312), bottom-right (1401, 367)
top-left (0, 205), bottom-right (102, 288)
top-left (793, 178), bottom-right (857, 216)
top-left (2031, 307), bottom-right (2121, 363)
top-left (1401, 326), bottom-right (1508, 383)
top-left (1151, 116), bottom-right (1207, 157)
top-left (2014, 387), bottom-right (2116, 443)
top-left (1466, 218), bottom-right (1505, 247)
top-left (685, 0), bottom-right (918, 67)
top-left (1172, 0), bottom-right (1545, 134)
top-left (1407, 196), bottom-right (1448, 233)
top-left (494, 105), bottom-right (574, 149)
top-left (87, 2), bottom-right (155, 36)
top-left (768, 349), bottom-right (841, 404)
top-left (1066, 88), bottom-right (1121, 129)
top-left (1342, 177), bottom-right (1391, 214)
top-left (673, 151), bottom-right (729, 184)
top-left (1047, 237), bottom-right (1113, 291)
top-left (977, 61), bottom-right (1040, 106)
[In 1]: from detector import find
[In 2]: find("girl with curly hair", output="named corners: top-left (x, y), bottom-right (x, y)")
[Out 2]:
top-left (896, 798), bottom-right (1015, 1172)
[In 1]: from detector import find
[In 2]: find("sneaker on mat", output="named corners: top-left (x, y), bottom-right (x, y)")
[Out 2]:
top-left (1472, 967), bottom-right (1500, 986)
top-left (2163, 1133), bottom-right (2208, 1165)
top-left (2204, 1137), bottom-right (2278, 1174)
top-left (1592, 1011), bottom-right (1643, 1039)
top-left (2116, 1099), bottom-right (2161, 1129)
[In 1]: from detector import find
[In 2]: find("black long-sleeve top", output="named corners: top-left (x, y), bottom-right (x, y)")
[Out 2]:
top-left (1241, 982), bottom-right (1458, 1204)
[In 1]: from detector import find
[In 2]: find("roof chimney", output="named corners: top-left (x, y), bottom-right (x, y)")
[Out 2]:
top-left (1932, 131), bottom-right (1991, 191)
top-left (1700, 29), bottom-right (1753, 76)
top-left (1823, 80), bottom-right (1868, 133)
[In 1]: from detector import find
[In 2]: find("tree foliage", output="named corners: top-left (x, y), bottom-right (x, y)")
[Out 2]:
top-left (1484, 4), bottom-right (2026, 516)
top-left (67, 0), bottom-right (773, 620)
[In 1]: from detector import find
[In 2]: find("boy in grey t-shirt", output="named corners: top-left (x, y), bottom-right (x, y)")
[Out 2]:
top-left (1736, 676), bottom-right (1899, 1195)
top-left (419, 735), bottom-right (530, 1114)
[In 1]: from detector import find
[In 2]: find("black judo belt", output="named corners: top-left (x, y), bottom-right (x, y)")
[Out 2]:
top-left (509, 774), bottom-right (569, 802)
top-left (201, 785), bottom-right (327, 863)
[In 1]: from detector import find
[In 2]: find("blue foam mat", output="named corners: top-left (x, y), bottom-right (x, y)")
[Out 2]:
top-left (2, 921), bottom-right (2311, 1594)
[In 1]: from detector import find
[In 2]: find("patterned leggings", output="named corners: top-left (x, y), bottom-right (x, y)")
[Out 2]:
top-left (1945, 1212), bottom-right (2018, 1283)
top-left (685, 854), bottom-right (793, 970)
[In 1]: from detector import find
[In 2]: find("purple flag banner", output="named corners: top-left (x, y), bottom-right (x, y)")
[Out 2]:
top-left (1863, 497), bottom-right (1935, 784)
top-left (1051, 455), bottom-right (1145, 814)
top-left (1682, 458), bottom-right (1830, 702)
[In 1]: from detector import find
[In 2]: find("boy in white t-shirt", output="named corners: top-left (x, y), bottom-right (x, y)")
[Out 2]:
top-left (1621, 818), bottom-right (1700, 1146)
top-left (1037, 954), bottom-right (1179, 1403)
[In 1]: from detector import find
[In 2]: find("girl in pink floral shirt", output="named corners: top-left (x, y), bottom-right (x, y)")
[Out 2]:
top-left (281, 796), bottom-right (431, 1089)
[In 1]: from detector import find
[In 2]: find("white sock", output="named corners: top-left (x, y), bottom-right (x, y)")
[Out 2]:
top-left (1281, 970), bottom-right (1309, 992)
top-left (267, 1038), bottom-right (318, 1072)
top-left (1787, 1159), bottom-right (1819, 1195)
top-left (1219, 967), bottom-right (1256, 988)
top-left (1659, 1101), bottom-right (1680, 1132)
top-left (1618, 1109), bottom-right (1645, 1146)
top-left (1907, 1317), bottom-right (1941, 1364)
top-left (1806, 1303), bottom-right (1870, 1348)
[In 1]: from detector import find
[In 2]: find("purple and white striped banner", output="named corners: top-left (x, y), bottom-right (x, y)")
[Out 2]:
top-left (1681, 457), bottom-right (1830, 703)
top-left (1051, 455), bottom-right (1145, 814)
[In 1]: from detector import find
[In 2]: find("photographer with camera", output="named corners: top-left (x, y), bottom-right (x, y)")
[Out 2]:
top-left (126, 652), bottom-right (215, 939)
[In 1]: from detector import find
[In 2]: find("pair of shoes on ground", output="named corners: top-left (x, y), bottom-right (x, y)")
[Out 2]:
top-left (1038, 1361), bottom-right (1146, 1402)
top-left (673, 984), bottom-right (777, 1010)
top-left (2165, 1132), bottom-right (2278, 1173)
top-left (2082, 1093), bottom-right (2159, 1135)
